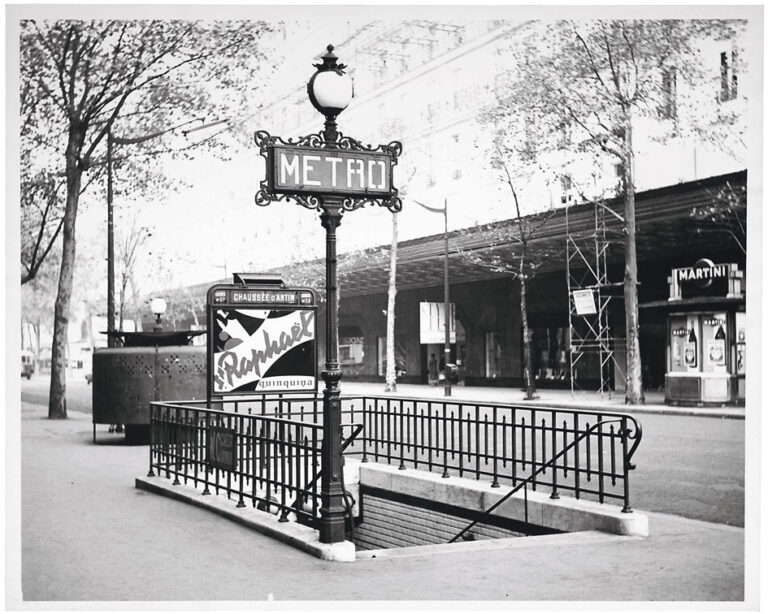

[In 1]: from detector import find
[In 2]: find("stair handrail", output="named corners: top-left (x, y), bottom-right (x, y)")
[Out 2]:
top-left (448, 417), bottom-right (633, 543)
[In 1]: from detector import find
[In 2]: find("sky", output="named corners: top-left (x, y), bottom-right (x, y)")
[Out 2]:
top-left (71, 11), bottom-right (459, 291)
top-left (9, 3), bottom-right (763, 300)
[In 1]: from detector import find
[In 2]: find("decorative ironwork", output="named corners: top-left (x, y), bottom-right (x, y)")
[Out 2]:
top-left (342, 190), bottom-right (402, 213)
top-left (255, 188), bottom-right (321, 211)
top-left (253, 129), bottom-right (402, 214)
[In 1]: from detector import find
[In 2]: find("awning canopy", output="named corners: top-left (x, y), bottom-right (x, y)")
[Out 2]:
top-left (336, 171), bottom-right (747, 297)
top-left (640, 296), bottom-right (746, 311)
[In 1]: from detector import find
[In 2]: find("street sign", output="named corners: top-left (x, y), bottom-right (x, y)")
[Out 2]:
top-left (572, 289), bottom-right (597, 316)
top-left (206, 283), bottom-right (318, 397)
top-left (268, 145), bottom-right (393, 197)
top-left (207, 426), bottom-right (237, 471)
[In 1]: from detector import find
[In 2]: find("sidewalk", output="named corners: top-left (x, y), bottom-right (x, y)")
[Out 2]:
top-left (11, 399), bottom-right (750, 605)
top-left (338, 381), bottom-right (746, 419)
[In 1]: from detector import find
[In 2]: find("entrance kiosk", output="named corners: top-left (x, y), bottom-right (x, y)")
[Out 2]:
top-left (206, 274), bottom-right (318, 401)
top-left (642, 258), bottom-right (745, 406)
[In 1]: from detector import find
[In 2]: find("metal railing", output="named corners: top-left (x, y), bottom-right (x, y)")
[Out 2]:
top-left (448, 417), bottom-right (629, 543)
top-left (148, 394), bottom-right (643, 528)
top-left (148, 401), bottom-right (361, 527)
top-left (338, 397), bottom-right (643, 512)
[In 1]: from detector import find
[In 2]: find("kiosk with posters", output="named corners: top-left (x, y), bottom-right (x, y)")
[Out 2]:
top-left (206, 275), bottom-right (318, 401)
top-left (643, 258), bottom-right (745, 406)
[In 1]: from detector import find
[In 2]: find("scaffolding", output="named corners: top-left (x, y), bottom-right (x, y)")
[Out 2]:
top-left (565, 195), bottom-right (626, 398)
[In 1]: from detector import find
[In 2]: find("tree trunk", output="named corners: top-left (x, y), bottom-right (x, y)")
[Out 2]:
top-left (519, 271), bottom-right (536, 400)
top-left (118, 283), bottom-right (125, 331)
top-left (622, 109), bottom-right (644, 404)
top-left (32, 321), bottom-right (41, 373)
top-left (48, 128), bottom-right (84, 419)
top-left (384, 212), bottom-right (398, 392)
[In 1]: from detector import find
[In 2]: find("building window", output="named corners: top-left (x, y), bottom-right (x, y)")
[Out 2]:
top-left (485, 332), bottom-right (503, 378)
top-left (659, 66), bottom-right (677, 119)
top-left (532, 327), bottom-right (569, 381)
top-left (720, 50), bottom-right (738, 102)
top-left (340, 326), bottom-right (365, 366)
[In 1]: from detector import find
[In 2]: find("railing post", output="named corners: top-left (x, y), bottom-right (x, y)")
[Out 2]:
top-left (597, 415), bottom-right (605, 504)
top-left (550, 410), bottom-right (560, 499)
top-left (201, 411), bottom-right (211, 495)
top-left (361, 400), bottom-right (369, 463)
top-left (491, 407), bottom-right (499, 487)
top-left (621, 416), bottom-right (633, 513)
top-left (147, 403), bottom-right (156, 477)
top-left (172, 407), bottom-right (181, 486)
top-left (399, 405), bottom-right (406, 470)
top-left (442, 402), bottom-right (449, 478)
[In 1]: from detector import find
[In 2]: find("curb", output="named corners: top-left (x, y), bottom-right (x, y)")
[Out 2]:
top-left (338, 393), bottom-right (745, 421)
top-left (514, 401), bottom-right (745, 420)
top-left (135, 475), bottom-right (356, 562)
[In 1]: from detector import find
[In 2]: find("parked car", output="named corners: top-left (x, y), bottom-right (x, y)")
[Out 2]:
top-left (21, 350), bottom-right (35, 379)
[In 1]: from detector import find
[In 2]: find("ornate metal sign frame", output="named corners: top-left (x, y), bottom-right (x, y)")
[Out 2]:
top-left (254, 130), bottom-right (402, 213)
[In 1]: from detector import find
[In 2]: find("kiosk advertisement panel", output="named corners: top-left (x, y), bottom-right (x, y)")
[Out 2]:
top-left (206, 284), bottom-right (318, 397)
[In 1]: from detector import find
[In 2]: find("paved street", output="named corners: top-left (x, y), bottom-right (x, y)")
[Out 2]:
top-left (13, 399), bottom-right (748, 604)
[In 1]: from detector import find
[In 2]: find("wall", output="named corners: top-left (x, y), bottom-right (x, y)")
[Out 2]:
top-left (354, 487), bottom-right (528, 550)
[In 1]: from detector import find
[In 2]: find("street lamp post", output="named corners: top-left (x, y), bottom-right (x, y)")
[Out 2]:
top-left (307, 45), bottom-right (355, 544)
top-left (107, 130), bottom-right (116, 347)
top-left (254, 45), bottom-right (402, 543)
top-left (441, 198), bottom-right (451, 398)
top-left (411, 197), bottom-right (452, 397)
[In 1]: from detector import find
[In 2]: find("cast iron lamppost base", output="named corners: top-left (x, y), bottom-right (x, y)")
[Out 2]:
top-left (255, 45), bottom-right (402, 544)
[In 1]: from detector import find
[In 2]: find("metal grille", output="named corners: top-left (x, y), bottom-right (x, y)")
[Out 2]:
top-left (148, 395), bottom-right (642, 528)
top-left (148, 401), bottom-right (362, 526)
top-left (340, 397), bottom-right (642, 511)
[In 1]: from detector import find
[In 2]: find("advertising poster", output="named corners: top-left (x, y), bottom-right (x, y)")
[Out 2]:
top-left (572, 289), bottom-right (597, 316)
top-left (735, 311), bottom-right (746, 375)
top-left (669, 316), bottom-right (688, 372)
top-left (419, 302), bottom-right (456, 344)
top-left (211, 307), bottom-right (316, 395)
top-left (702, 313), bottom-right (727, 372)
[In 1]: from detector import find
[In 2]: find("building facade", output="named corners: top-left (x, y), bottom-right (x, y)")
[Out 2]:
top-left (146, 170), bottom-right (746, 400)
top-left (144, 19), bottom-right (749, 402)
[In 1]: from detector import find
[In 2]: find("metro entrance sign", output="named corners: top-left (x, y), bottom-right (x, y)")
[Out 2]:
top-left (270, 145), bottom-right (393, 197)
top-left (254, 130), bottom-right (402, 211)
top-left (253, 44), bottom-right (402, 545)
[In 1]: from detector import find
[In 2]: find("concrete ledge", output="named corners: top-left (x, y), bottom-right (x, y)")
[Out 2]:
top-left (135, 476), bottom-right (355, 562)
top-left (356, 529), bottom-right (631, 560)
top-left (358, 463), bottom-right (649, 537)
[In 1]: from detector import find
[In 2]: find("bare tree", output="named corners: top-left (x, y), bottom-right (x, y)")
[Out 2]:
top-left (490, 19), bottom-right (746, 403)
top-left (20, 19), bottom-right (271, 418)
top-left (691, 180), bottom-right (747, 254)
top-left (116, 217), bottom-right (152, 330)
top-left (459, 161), bottom-right (558, 399)
top-left (384, 212), bottom-right (399, 392)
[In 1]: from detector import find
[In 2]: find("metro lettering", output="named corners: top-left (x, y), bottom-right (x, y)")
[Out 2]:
top-left (302, 155), bottom-right (321, 186)
top-left (280, 153), bottom-right (300, 185)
